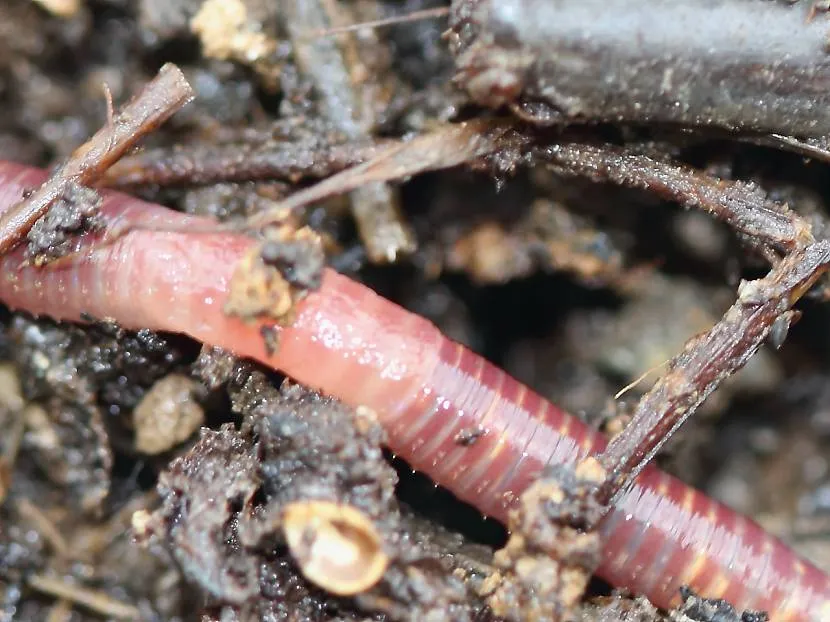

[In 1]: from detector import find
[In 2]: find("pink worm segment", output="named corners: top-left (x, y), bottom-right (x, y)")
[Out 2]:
top-left (0, 162), bottom-right (828, 621)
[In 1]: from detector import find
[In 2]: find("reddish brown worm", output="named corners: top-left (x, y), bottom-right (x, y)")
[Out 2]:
top-left (0, 162), bottom-right (828, 620)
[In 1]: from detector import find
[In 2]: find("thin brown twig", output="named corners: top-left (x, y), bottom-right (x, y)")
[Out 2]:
top-left (744, 132), bottom-right (830, 164)
top-left (244, 119), bottom-right (529, 230)
top-left (532, 135), bottom-right (830, 511)
top-left (595, 240), bottom-right (830, 506)
top-left (15, 498), bottom-right (70, 558)
top-left (46, 120), bottom-right (527, 259)
top-left (538, 139), bottom-right (815, 253)
top-left (27, 573), bottom-right (140, 620)
top-left (102, 137), bottom-right (394, 188)
top-left (299, 6), bottom-right (449, 38)
top-left (0, 63), bottom-right (194, 255)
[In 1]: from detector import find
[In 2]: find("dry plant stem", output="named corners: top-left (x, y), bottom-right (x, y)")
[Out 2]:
top-left (540, 140), bottom-right (814, 254)
top-left (244, 119), bottom-right (529, 229)
top-left (15, 498), bottom-right (70, 557)
top-left (538, 137), bottom-right (830, 506)
top-left (94, 120), bottom-right (523, 240)
top-left (745, 133), bottom-right (830, 164)
top-left (598, 240), bottom-right (830, 505)
top-left (27, 573), bottom-right (140, 620)
top-left (102, 137), bottom-right (393, 188)
top-left (103, 117), bottom-right (526, 241)
top-left (300, 6), bottom-right (450, 38)
top-left (0, 418), bottom-right (22, 503)
top-left (0, 63), bottom-right (194, 255)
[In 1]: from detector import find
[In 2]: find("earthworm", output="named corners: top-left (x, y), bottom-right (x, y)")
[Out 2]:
top-left (0, 162), bottom-right (828, 620)
top-left (448, 0), bottom-right (830, 136)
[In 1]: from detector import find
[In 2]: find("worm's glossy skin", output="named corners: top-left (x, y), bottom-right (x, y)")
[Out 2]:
top-left (0, 163), bottom-right (829, 620)
top-left (449, 0), bottom-right (830, 136)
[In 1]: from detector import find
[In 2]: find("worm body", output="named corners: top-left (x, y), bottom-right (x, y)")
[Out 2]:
top-left (0, 162), bottom-right (829, 620)
top-left (449, 0), bottom-right (830, 136)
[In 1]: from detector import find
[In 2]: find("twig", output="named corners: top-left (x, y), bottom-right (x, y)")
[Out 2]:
top-left (534, 135), bottom-right (830, 519)
top-left (300, 6), bottom-right (449, 38)
top-left (28, 573), bottom-right (140, 620)
top-left (244, 119), bottom-right (529, 229)
top-left (0, 63), bottom-right (194, 255)
top-left (744, 133), bottom-right (830, 164)
top-left (15, 498), bottom-right (70, 558)
top-left (539, 139), bottom-right (815, 254)
top-left (102, 137), bottom-right (393, 188)
top-left (595, 240), bottom-right (830, 505)
top-left (56, 120), bottom-right (525, 251)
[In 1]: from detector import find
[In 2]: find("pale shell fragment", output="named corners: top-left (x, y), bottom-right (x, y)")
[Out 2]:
top-left (282, 500), bottom-right (388, 596)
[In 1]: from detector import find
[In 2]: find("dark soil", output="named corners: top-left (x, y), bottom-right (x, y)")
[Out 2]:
top-left (1, 1), bottom-right (829, 621)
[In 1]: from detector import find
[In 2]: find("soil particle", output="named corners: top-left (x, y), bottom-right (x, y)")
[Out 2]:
top-left (481, 465), bottom-right (604, 622)
top-left (225, 227), bottom-right (325, 327)
top-left (0, 506), bottom-right (46, 581)
top-left (191, 0), bottom-right (275, 63)
top-left (676, 587), bottom-right (768, 622)
top-left (190, 0), bottom-right (284, 91)
top-left (20, 399), bottom-right (111, 513)
top-left (133, 373), bottom-right (205, 455)
top-left (194, 345), bottom-right (248, 391)
top-left (25, 181), bottom-right (103, 263)
top-left (260, 230), bottom-right (325, 291)
top-left (580, 595), bottom-right (666, 621)
top-left (31, 0), bottom-right (81, 19)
